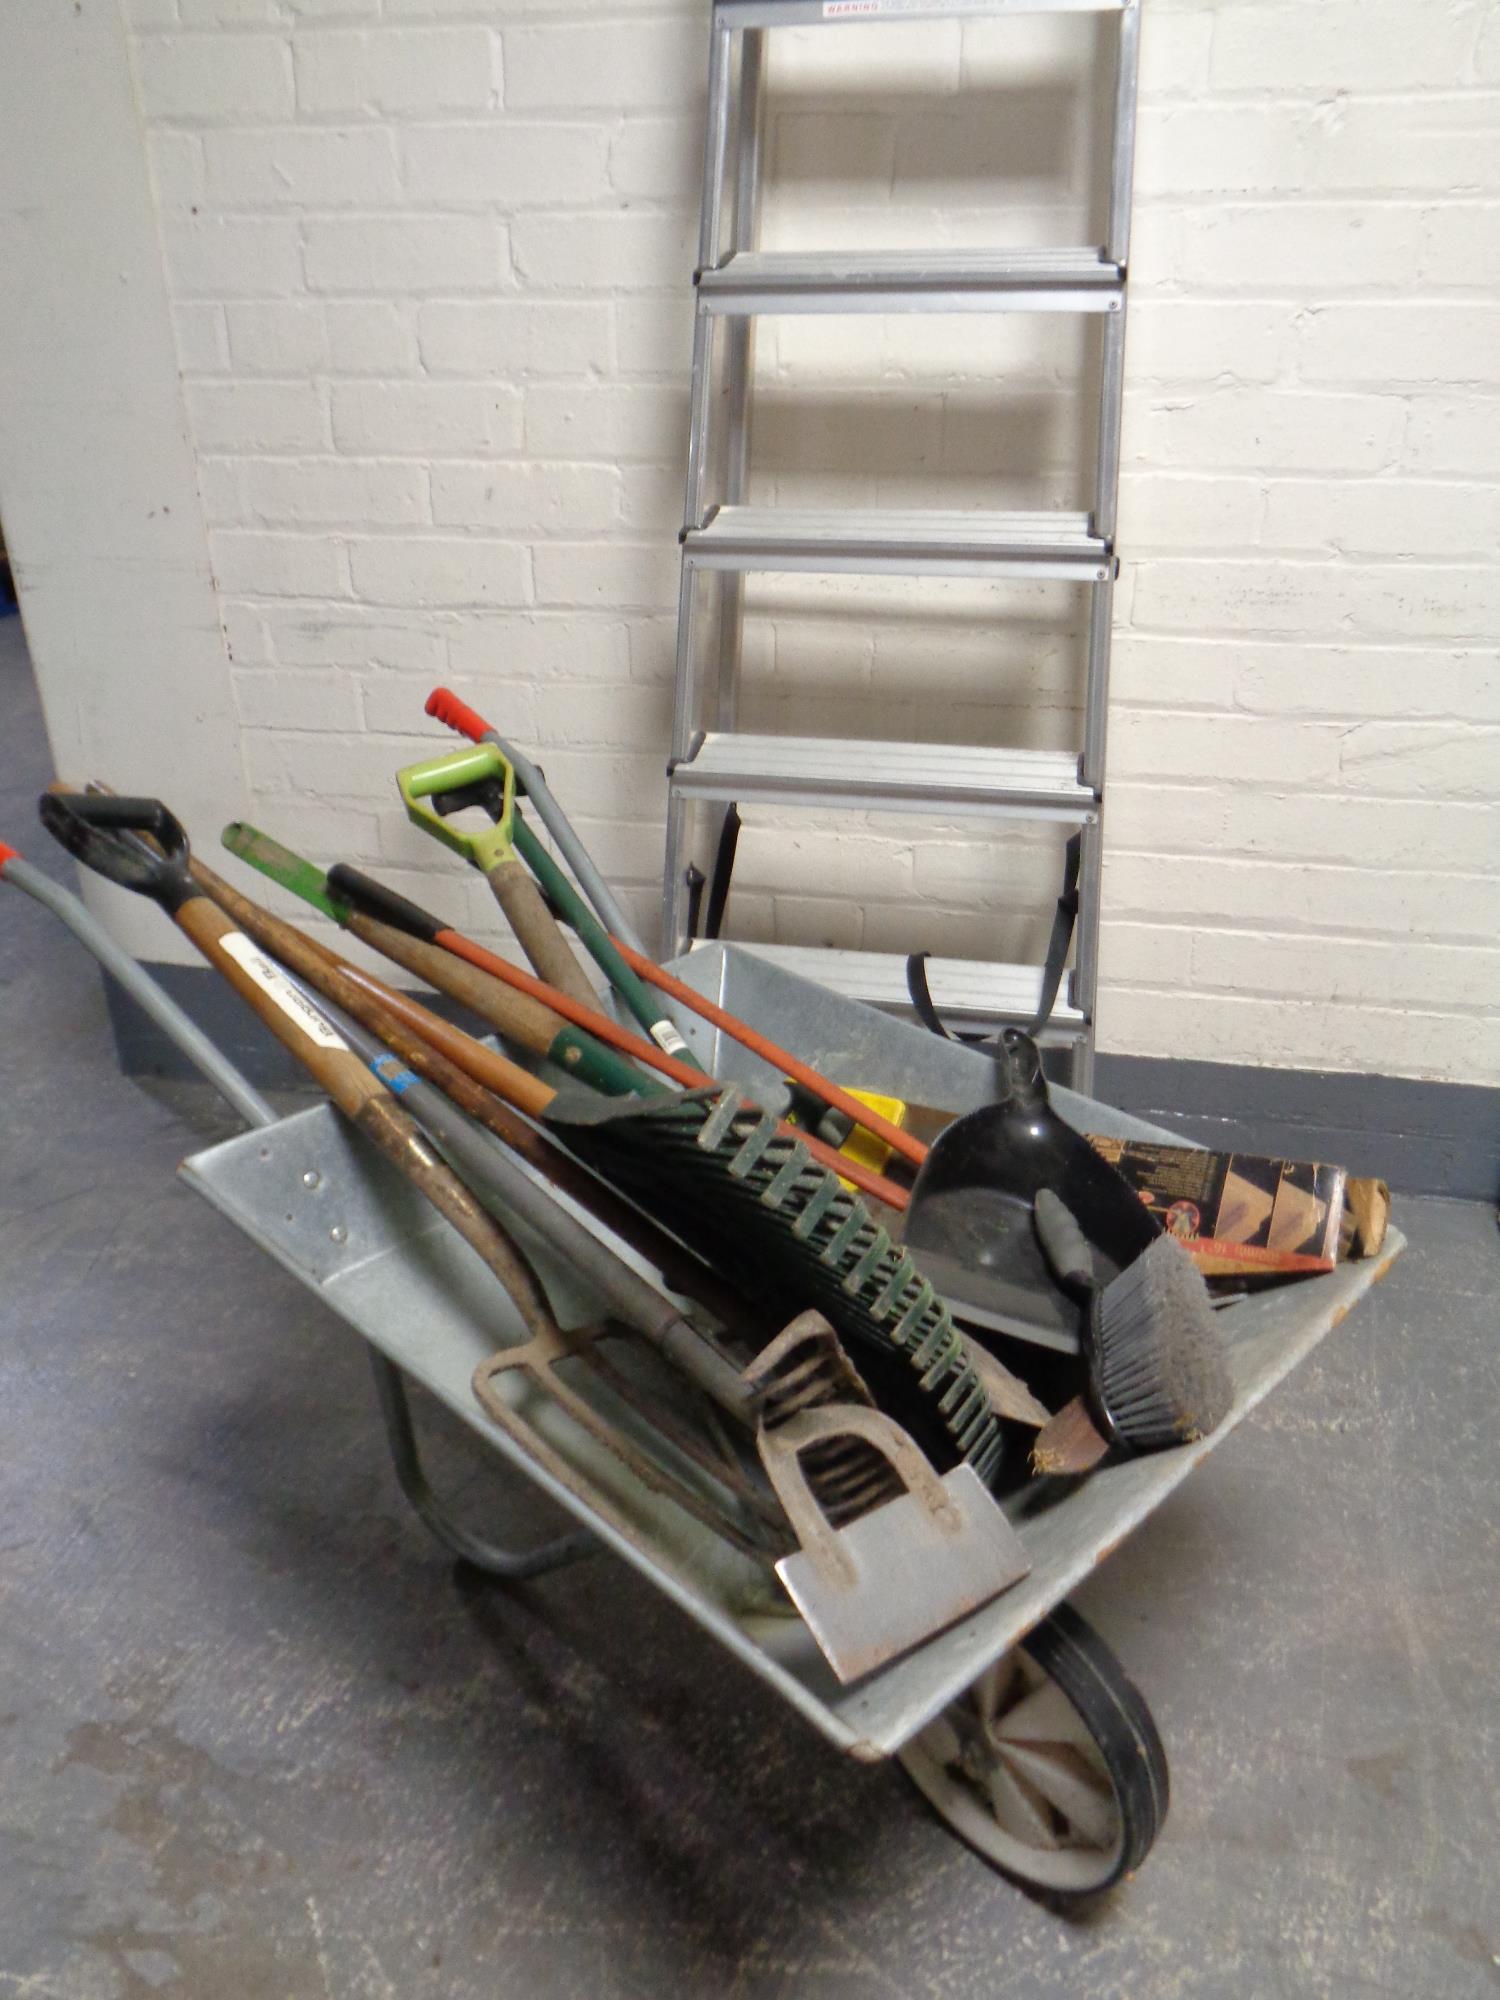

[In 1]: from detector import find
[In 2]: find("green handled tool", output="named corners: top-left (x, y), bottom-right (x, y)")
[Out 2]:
top-left (221, 820), bottom-right (656, 1100)
top-left (398, 742), bottom-right (602, 1014)
top-left (399, 742), bottom-right (700, 1067)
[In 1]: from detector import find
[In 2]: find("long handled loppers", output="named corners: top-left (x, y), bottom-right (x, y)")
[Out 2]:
top-left (221, 822), bottom-right (911, 1213)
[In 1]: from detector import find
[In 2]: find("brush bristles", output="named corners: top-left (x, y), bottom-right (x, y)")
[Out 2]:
top-left (1087, 1235), bottom-right (1233, 1450)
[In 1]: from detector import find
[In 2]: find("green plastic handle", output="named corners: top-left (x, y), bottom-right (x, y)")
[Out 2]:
top-left (550, 1026), bottom-right (666, 1098)
top-left (224, 820), bottom-right (663, 1100)
top-left (397, 743), bottom-right (516, 872)
top-left (222, 821), bottom-right (349, 922)
top-left (512, 816), bottom-right (703, 1071)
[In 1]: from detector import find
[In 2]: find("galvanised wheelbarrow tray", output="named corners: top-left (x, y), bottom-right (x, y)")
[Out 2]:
top-left (180, 943), bottom-right (1402, 1897)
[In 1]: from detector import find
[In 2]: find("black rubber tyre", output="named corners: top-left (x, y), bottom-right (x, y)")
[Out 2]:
top-left (897, 1600), bottom-right (1168, 1901)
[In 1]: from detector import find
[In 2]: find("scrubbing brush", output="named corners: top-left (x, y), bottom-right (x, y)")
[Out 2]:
top-left (1032, 1188), bottom-right (1234, 1468)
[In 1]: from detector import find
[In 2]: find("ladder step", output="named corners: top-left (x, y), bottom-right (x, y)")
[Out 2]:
top-left (683, 506), bottom-right (1111, 582)
top-left (698, 249), bottom-right (1123, 316)
top-left (673, 732), bottom-right (1094, 819)
top-left (698, 942), bottom-right (1086, 1037)
top-left (719, 1), bottom-right (1125, 25)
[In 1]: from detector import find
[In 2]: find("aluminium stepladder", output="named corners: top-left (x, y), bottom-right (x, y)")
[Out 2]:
top-left (662, 0), bottom-right (1142, 1092)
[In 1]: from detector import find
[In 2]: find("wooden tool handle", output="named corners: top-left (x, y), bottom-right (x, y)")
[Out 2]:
top-left (337, 966), bottom-right (557, 1119)
top-left (347, 909), bottom-right (564, 1055)
top-left (177, 871), bottom-right (559, 1341)
top-left (190, 856), bottom-right (557, 1122)
top-left (173, 894), bottom-right (384, 1121)
top-left (351, 1092), bottom-right (554, 1339)
top-left (190, 855), bottom-right (759, 1338)
top-left (486, 854), bottom-right (598, 1012)
top-left (1030, 1397), bottom-right (1110, 1478)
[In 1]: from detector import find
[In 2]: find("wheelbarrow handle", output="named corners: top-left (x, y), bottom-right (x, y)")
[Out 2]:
top-left (1, 838), bottom-right (275, 1130)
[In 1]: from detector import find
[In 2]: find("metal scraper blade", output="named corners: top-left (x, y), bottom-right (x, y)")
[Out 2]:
top-left (773, 1466), bottom-right (1031, 1686)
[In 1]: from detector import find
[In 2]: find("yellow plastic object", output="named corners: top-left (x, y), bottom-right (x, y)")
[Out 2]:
top-left (784, 1084), bottom-right (911, 1189)
top-left (837, 1090), bottom-right (909, 1182)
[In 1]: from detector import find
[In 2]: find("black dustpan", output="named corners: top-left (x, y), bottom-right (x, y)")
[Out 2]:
top-left (904, 1030), bottom-right (1161, 1354)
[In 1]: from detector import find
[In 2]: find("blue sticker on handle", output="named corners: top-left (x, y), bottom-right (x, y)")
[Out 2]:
top-left (371, 1052), bottom-right (419, 1095)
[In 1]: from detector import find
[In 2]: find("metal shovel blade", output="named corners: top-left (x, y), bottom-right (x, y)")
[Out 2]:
top-left (758, 1407), bottom-right (1030, 1685)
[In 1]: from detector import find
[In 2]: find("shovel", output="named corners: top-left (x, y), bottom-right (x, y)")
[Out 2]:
top-left (904, 1028), bottom-right (1161, 1354)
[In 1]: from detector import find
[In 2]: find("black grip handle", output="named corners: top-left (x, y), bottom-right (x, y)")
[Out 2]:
top-left (432, 778), bottom-right (507, 823)
top-left (1034, 1188), bottom-right (1097, 1296)
top-left (1001, 1027), bottom-right (1048, 1108)
top-left (39, 793), bottom-right (195, 909)
top-left (326, 863), bottom-right (444, 944)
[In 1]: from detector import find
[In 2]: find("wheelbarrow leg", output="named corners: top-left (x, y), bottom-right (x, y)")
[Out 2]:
top-left (368, 1352), bottom-right (596, 1580)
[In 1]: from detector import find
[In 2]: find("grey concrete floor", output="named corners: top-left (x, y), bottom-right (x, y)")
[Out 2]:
top-left (3, 616), bottom-right (1499, 1999)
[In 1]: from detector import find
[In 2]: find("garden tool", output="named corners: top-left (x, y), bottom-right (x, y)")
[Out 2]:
top-left (42, 791), bottom-right (870, 1563)
top-left (398, 741), bottom-right (599, 1013)
top-left (413, 692), bottom-right (1185, 1384)
top-left (222, 852), bottom-right (1005, 1479)
top-left (757, 1399), bottom-right (1030, 1684)
top-left (425, 684), bottom-right (646, 954)
top-left (10, 814), bottom-right (710, 1553)
top-left (418, 693), bottom-right (926, 1171)
top-left (37, 791), bottom-right (565, 1366)
top-left (400, 740), bottom-right (696, 1063)
top-left (205, 821), bottom-right (998, 1479)
top-left (532, 1081), bottom-right (1006, 1484)
top-left (44, 792), bottom-right (1016, 1663)
top-left (192, 845), bottom-right (753, 1336)
top-left (439, 764), bottom-right (921, 1164)
top-left (221, 824), bottom-right (909, 1211)
top-left (221, 821), bottom-right (650, 1099)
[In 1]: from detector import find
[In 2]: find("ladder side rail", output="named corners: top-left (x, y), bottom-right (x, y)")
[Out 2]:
top-left (1073, 810), bottom-right (1102, 1022)
top-left (1081, 575), bottom-right (1113, 796)
top-left (716, 26), bottom-right (766, 733)
top-left (1104, 0), bottom-right (1141, 269)
top-left (668, 15), bottom-right (740, 953)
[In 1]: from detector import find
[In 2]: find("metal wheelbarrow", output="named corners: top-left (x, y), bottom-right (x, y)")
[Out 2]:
top-left (145, 938), bottom-right (1397, 1900)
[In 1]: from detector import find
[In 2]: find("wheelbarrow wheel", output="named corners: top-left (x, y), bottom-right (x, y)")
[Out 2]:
top-left (897, 1601), bottom-right (1168, 1901)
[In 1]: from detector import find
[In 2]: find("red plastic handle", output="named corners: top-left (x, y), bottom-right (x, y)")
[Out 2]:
top-left (424, 686), bottom-right (493, 744)
top-left (0, 841), bottom-right (19, 870)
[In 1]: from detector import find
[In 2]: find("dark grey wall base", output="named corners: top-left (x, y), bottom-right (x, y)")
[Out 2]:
top-left (105, 963), bottom-right (1497, 1201)
top-left (103, 959), bottom-right (478, 1099)
top-left (1094, 1054), bottom-right (1497, 1203)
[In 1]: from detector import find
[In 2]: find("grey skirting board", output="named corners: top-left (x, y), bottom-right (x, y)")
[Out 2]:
top-left (1092, 1053), bottom-right (1497, 1204)
top-left (104, 965), bottom-right (1497, 1202)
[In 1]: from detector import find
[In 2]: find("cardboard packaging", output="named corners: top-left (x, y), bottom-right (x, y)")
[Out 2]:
top-left (1085, 1137), bottom-right (1387, 1280)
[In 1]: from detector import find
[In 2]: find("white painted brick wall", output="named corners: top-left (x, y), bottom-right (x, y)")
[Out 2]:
top-left (121, 0), bottom-right (1500, 1087)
